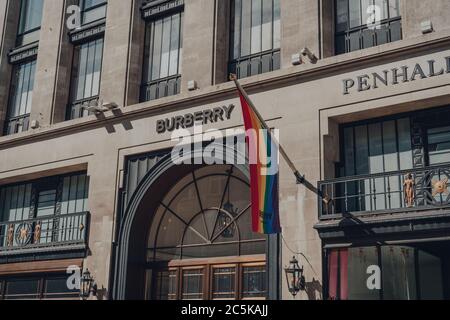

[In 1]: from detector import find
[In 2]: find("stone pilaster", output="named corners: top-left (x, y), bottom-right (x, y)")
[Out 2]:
top-left (100, 0), bottom-right (134, 108)
top-left (0, 0), bottom-right (20, 134)
top-left (30, 0), bottom-right (76, 127)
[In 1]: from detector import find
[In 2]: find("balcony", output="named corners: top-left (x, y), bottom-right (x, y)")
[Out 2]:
top-left (0, 212), bottom-right (89, 257)
top-left (319, 164), bottom-right (450, 220)
top-left (140, 75), bottom-right (181, 102)
top-left (67, 96), bottom-right (99, 120)
top-left (4, 114), bottom-right (30, 136)
top-left (228, 49), bottom-right (281, 80)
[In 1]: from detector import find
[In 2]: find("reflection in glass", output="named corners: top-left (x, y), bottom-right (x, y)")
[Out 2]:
top-left (182, 269), bottom-right (204, 300)
top-left (213, 268), bottom-right (236, 299)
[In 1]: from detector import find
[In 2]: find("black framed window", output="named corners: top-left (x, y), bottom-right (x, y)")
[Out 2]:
top-left (229, 0), bottom-right (280, 79)
top-left (141, 10), bottom-right (184, 102)
top-left (0, 173), bottom-right (89, 248)
top-left (68, 37), bottom-right (104, 120)
top-left (335, 0), bottom-right (402, 55)
top-left (16, 0), bottom-right (44, 47)
top-left (4, 59), bottom-right (36, 136)
top-left (0, 173), bottom-right (89, 223)
top-left (80, 0), bottom-right (107, 25)
top-left (337, 117), bottom-right (413, 212)
top-left (0, 274), bottom-right (79, 300)
top-left (340, 117), bottom-right (413, 178)
top-left (327, 242), bottom-right (450, 300)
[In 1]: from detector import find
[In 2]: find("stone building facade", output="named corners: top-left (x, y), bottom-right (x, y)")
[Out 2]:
top-left (0, 0), bottom-right (450, 300)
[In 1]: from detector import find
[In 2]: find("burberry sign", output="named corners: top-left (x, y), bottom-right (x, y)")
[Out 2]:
top-left (342, 56), bottom-right (450, 95)
top-left (156, 104), bottom-right (235, 134)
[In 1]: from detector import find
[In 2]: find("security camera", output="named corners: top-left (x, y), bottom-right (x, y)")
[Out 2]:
top-left (86, 100), bottom-right (119, 114)
top-left (301, 47), bottom-right (318, 64)
top-left (103, 102), bottom-right (119, 110)
top-left (86, 105), bottom-right (107, 114)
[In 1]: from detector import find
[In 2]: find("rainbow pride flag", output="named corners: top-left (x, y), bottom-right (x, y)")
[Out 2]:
top-left (238, 92), bottom-right (281, 234)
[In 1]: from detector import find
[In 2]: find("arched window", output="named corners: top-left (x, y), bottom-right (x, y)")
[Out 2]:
top-left (146, 165), bottom-right (266, 300)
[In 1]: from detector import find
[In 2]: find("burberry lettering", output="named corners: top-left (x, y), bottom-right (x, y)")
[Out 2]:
top-left (156, 104), bottom-right (235, 134)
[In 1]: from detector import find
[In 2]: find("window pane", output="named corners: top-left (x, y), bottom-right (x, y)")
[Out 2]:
top-left (142, 10), bottom-right (183, 100)
top-left (428, 126), bottom-right (450, 165)
top-left (160, 17), bottom-right (172, 79)
top-left (4, 278), bottom-right (40, 300)
top-left (91, 38), bottom-right (104, 96)
top-left (169, 13), bottom-right (181, 76)
top-left (382, 120), bottom-right (398, 172)
top-left (355, 125), bottom-right (369, 175)
top-left (361, 0), bottom-right (372, 26)
top-left (336, 0), bottom-right (348, 32)
top-left (182, 269), bottom-right (204, 300)
top-left (347, 247), bottom-right (380, 300)
top-left (44, 276), bottom-right (79, 299)
top-left (349, 0), bottom-right (362, 28)
top-left (18, 0), bottom-right (44, 35)
top-left (250, 0), bottom-right (262, 54)
top-left (388, 0), bottom-right (400, 18)
top-left (397, 118), bottom-right (412, 170)
top-left (71, 38), bottom-right (103, 103)
top-left (213, 267), bottom-right (236, 299)
top-left (36, 189), bottom-right (57, 217)
top-left (84, 41), bottom-right (96, 98)
top-left (151, 20), bottom-right (163, 81)
top-left (261, 0), bottom-right (273, 51)
top-left (83, 0), bottom-right (107, 10)
top-left (344, 127), bottom-right (355, 176)
top-left (154, 270), bottom-right (170, 300)
top-left (272, 0), bottom-right (280, 49)
top-left (417, 249), bottom-right (444, 300)
top-left (0, 183), bottom-right (32, 223)
top-left (242, 266), bottom-right (266, 298)
top-left (375, 0), bottom-right (388, 21)
top-left (8, 60), bottom-right (36, 119)
top-left (231, 0), bottom-right (242, 59)
top-left (381, 246), bottom-right (417, 300)
top-left (240, 0), bottom-right (251, 56)
top-left (83, 6), bottom-right (107, 24)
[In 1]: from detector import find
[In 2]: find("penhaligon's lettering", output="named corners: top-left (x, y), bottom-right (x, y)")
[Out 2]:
top-left (343, 57), bottom-right (450, 95)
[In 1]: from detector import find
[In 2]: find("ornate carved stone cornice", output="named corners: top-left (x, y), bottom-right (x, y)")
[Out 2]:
top-left (141, 0), bottom-right (184, 20)
top-left (69, 18), bottom-right (106, 44)
top-left (8, 43), bottom-right (39, 64)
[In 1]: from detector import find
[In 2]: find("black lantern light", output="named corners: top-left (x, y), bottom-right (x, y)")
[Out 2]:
top-left (80, 268), bottom-right (97, 300)
top-left (284, 256), bottom-right (305, 297)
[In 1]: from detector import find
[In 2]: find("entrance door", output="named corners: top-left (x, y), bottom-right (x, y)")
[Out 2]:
top-left (144, 165), bottom-right (267, 300)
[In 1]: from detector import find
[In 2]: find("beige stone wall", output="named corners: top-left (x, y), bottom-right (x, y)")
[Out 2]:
top-left (0, 0), bottom-right (20, 134)
top-left (0, 0), bottom-right (450, 300)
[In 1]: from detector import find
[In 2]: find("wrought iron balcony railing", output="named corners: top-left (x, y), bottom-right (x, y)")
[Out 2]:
top-left (67, 96), bottom-right (99, 120)
top-left (4, 113), bottom-right (30, 136)
top-left (0, 212), bottom-right (89, 255)
top-left (140, 74), bottom-right (181, 102)
top-left (228, 49), bottom-right (281, 80)
top-left (319, 164), bottom-right (450, 220)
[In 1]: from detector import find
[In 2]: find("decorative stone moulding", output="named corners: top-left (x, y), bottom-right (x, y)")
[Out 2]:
top-left (69, 19), bottom-right (106, 44)
top-left (8, 44), bottom-right (39, 64)
top-left (142, 0), bottom-right (184, 20)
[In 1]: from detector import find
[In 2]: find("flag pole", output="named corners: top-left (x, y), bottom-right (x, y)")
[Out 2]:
top-left (230, 74), bottom-right (329, 204)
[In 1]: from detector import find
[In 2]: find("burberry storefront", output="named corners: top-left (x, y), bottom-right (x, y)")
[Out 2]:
top-left (111, 146), bottom-right (281, 300)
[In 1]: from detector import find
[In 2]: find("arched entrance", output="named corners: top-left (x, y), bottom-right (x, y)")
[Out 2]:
top-left (112, 147), bottom-right (280, 300)
top-left (146, 165), bottom-right (266, 300)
